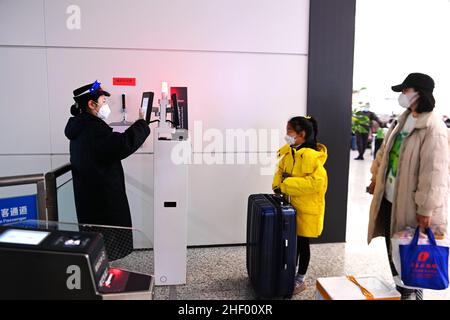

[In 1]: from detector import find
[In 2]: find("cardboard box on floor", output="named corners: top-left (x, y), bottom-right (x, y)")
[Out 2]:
top-left (316, 276), bottom-right (401, 300)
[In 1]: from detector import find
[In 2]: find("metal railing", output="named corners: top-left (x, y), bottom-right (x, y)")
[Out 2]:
top-left (45, 163), bottom-right (72, 222)
top-left (0, 173), bottom-right (46, 220)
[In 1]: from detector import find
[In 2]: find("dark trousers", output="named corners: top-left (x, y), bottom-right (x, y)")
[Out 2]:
top-left (380, 197), bottom-right (398, 276)
top-left (374, 138), bottom-right (383, 159)
top-left (296, 236), bottom-right (310, 275)
top-left (355, 132), bottom-right (369, 159)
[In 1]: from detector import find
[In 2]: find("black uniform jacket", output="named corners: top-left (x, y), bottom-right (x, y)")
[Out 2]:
top-left (64, 112), bottom-right (150, 227)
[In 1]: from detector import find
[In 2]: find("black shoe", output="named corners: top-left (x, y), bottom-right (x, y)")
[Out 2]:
top-left (396, 285), bottom-right (416, 300)
top-left (354, 156), bottom-right (364, 160)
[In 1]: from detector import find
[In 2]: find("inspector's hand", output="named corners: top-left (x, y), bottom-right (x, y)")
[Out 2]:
top-left (139, 108), bottom-right (145, 120)
top-left (366, 181), bottom-right (376, 195)
top-left (273, 187), bottom-right (282, 195)
top-left (417, 214), bottom-right (431, 230)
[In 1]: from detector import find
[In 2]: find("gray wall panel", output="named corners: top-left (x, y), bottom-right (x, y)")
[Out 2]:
top-left (0, 47), bottom-right (51, 154)
top-left (0, 0), bottom-right (46, 46)
top-left (188, 153), bottom-right (275, 245)
top-left (44, 0), bottom-right (309, 54)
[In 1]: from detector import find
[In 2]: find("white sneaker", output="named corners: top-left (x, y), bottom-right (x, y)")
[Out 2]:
top-left (293, 275), bottom-right (307, 295)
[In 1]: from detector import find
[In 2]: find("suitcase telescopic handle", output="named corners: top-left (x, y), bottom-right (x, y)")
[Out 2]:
top-left (283, 238), bottom-right (289, 270)
top-left (273, 193), bottom-right (290, 205)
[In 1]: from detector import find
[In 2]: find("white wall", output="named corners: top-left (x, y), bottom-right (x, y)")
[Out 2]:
top-left (0, 0), bottom-right (310, 245)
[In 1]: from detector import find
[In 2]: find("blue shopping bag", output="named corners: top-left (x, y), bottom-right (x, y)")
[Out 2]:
top-left (400, 227), bottom-right (449, 290)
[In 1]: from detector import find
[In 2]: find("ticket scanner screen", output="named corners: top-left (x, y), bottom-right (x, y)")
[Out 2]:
top-left (0, 229), bottom-right (50, 245)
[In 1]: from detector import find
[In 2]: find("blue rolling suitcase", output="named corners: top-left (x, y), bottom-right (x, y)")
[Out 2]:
top-left (246, 194), bottom-right (297, 299)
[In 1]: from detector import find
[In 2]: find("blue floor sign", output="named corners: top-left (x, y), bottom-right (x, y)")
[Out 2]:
top-left (0, 195), bottom-right (38, 225)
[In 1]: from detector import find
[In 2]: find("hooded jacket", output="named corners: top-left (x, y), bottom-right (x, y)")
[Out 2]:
top-left (272, 143), bottom-right (328, 238)
top-left (64, 112), bottom-right (150, 227)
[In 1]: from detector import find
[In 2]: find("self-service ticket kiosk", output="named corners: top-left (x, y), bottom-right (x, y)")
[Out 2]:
top-left (0, 226), bottom-right (154, 299)
top-left (153, 83), bottom-right (190, 285)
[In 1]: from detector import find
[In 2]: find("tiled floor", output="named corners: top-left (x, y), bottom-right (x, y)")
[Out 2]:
top-left (152, 241), bottom-right (395, 300)
top-left (118, 150), bottom-right (450, 300)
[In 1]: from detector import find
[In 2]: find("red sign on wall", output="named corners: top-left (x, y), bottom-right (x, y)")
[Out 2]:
top-left (113, 77), bottom-right (136, 86)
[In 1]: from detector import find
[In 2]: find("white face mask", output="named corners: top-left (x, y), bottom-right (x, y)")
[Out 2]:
top-left (96, 103), bottom-right (111, 120)
top-left (398, 92), bottom-right (418, 109)
top-left (284, 135), bottom-right (296, 146)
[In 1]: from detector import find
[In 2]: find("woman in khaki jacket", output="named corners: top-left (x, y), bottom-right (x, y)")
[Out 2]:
top-left (367, 73), bottom-right (449, 300)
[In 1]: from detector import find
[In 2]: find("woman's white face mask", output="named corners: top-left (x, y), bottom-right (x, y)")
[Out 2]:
top-left (398, 91), bottom-right (418, 109)
top-left (94, 101), bottom-right (111, 120)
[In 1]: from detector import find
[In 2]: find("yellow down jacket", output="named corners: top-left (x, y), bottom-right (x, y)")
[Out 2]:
top-left (272, 143), bottom-right (328, 238)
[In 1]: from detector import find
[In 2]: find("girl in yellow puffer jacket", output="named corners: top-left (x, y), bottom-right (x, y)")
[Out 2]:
top-left (272, 116), bottom-right (328, 295)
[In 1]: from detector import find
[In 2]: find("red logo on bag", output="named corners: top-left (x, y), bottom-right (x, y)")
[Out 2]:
top-left (418, 252), bottom-right (430, 262)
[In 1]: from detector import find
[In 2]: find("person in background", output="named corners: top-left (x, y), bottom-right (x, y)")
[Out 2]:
top-left (272, 116), bottom-right (328, 295)
top-left (366, 73), bottom-right (449, 300)
top-left (373, 123), bottom-right (388, 159)
top-left (354, 103), bottom-right (382, 160)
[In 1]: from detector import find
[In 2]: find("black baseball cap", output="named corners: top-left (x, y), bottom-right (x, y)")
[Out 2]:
top-left (391, 73), bottom-right (435, 93)
top-left (72, 81), bottom-right (110, 105)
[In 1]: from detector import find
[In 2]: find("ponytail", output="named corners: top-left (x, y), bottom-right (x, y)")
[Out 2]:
top-left (70, 102), bottom-right (87, 116)
top-left (307, 116), bottom-right (319, 144)
top-left (287, 116), bottom-right (319, 150)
